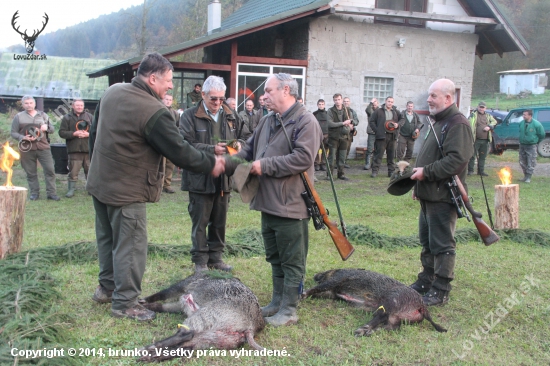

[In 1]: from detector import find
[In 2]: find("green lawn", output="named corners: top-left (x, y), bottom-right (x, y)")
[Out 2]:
top-left (472, 89), bottom-right (550, 111)
top-left (2, 151), bottom-right (549, 365)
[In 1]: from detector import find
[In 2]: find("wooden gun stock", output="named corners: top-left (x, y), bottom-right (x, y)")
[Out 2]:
top-left (303, 172), bottom-right (355, 260)
top-left (454, 176), bottom-right (500, 246)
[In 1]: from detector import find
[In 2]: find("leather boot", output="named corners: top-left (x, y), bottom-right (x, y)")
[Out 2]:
top-left (261, 276), bottom-right (284, 317)
top-left (265, 285), bottom-right (300, 327)
top-left (410, 249), bottom-right (435, 294)
top-left (66, 181), bottom-right (76, 198)
top-left (423, 251), bottom-right (455, 306)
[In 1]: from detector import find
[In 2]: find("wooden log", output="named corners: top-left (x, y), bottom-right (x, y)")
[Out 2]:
top-left (494, 184), bottom-right (519, 230)
top-left (0, 187), bottom-right (27, 259)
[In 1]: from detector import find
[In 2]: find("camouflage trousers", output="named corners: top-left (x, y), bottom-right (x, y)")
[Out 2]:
top-left (519, 144), bottom-right (538, 175)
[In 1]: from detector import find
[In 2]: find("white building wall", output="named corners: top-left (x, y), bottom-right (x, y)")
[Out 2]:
top-left (334, 0), bottom-right (475, 34)
top-left (306, 15), bottom-right (478, 154)
top-left (499, 74), bottom-right (546, 95)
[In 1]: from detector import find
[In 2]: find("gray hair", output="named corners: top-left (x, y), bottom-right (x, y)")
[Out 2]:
top-left (72, 98), bottom-right (84, 104)
top-left (272, 73), bottom-right (299, 98)
top-left (21, 95), bottom-right (35, 102)
top-left (226, 97), bottom-right (236, 104)
top-left (202, 75), bottom-right (227, 95)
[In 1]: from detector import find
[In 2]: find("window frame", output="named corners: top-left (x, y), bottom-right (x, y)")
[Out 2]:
top-left (363, 76), bottom-right (395, 104)
top-left (236, 63), bottom-right (306, 112)
top-left (374, 0), bottom-right (428, 28)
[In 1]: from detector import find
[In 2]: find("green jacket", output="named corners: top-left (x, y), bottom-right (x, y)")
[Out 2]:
top-left (87, 77), bottom-right (214, 206)
top-left (468, 111), bottom-right (497, 142)
top-left (186, 90), bottom-right (202, 109)
top-left (238, 109), bottom-right (256, 140)
top-left (59, 110), bottom-right (93, 154)
top-left (414, 104), bottom-right (474, 203)
top-left (364, 103), bottom-right (377, 134)
top-left (519, 118), bottom-right (545, 145)
top-left (180, 101), bottom-right (240, 194)
top-left (398, 111), bottom-right (424, 138)
top-left (327, 105), bottom-right (354, 139)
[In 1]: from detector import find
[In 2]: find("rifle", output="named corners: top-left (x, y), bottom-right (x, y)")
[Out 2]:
top-left (278, 114), bottom-right (355, 260)
top-left (426, 116), bottom-right (499, 246)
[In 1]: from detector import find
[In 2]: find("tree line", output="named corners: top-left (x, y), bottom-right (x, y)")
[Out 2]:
top-left (23, 0), bottom-right (248, 61)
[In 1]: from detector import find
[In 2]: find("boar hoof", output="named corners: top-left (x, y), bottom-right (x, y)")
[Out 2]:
top-left (354, 325), bottom-right (373, 337)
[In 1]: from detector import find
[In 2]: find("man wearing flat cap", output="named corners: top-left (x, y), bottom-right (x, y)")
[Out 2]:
top-left (467, 101), bottom-right (496, 177)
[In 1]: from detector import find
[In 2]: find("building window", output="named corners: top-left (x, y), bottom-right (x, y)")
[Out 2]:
top-left (363, 77), bottom-right (394, 103)
top-left (236, 63), bottom-right (306, 112)
top-left (375, 0), bottom-right (427, 27)
top-left (172, 71), bottom-right (205, 109)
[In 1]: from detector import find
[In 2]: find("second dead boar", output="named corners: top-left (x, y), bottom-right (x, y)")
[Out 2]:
top-left (303, 268), bottom-right (447, 336)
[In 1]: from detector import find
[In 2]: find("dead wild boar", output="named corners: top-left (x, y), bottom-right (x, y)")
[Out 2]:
top-left (139, 272), bottom-right (265, 362)
top-left (303, 268), bottom-right (447, 336)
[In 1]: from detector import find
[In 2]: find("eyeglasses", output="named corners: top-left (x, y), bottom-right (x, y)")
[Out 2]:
top-left (209, 96), bottom-right (226, 102)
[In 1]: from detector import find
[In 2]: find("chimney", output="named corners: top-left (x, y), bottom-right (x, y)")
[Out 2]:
top-left (207, 0), bottom-right (221, 35)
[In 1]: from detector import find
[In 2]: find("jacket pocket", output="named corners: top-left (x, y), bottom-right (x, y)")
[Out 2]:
top-left (146, 170), bottom-right (163, 202)
top-left (187, 171), bottom-right (207, 192)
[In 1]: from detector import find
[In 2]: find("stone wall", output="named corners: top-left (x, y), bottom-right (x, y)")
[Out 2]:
top-left (306, 15), bottom-right (478, 156)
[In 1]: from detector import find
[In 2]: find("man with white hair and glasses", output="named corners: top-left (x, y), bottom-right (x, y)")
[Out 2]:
top-left (180, 75), bottom-right (243, 273)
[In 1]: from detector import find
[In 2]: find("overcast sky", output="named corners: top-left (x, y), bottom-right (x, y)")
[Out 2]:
top-left (0, 0), bottom-right (145, 50)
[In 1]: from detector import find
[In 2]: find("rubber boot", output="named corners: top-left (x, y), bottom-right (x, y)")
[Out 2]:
top-left (265, 285), bottom-right (300, 327)
top-left (261, 276), bottom-right (284, 317)
top-left (66, 181), bottom-right (76, 198)
top-left (523, 174), bottom-right (532, 183)
top-left (364, 154), bottom-right (371, 170)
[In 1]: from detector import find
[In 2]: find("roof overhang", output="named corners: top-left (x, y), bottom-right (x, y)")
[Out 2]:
top-left (497, 68), bottom-right (550, 75)
top-left (87, 0), bottom-right (330, 78)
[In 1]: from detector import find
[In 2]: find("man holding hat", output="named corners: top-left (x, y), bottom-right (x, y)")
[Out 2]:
top-left (467, 101), bottom-right (497, 176)
top-left (59, 98), bottom-right (93, 198)
top-left (410, 79), bottom-right (473, 307)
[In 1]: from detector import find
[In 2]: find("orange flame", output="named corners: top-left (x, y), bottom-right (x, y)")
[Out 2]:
top-left (1, 142), bottom-right (20, 187)
top-left (497, 167), bottom-right (512, 185)
top-left (226, 145), bottom-right (238, 156)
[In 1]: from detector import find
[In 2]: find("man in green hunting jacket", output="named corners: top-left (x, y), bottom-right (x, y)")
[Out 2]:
top-left (467, 101), bottom-right (497, 176)
top-left (410, 78), bottom-right (474, 307)
top-left (87, 53), bottom-right (224, 321)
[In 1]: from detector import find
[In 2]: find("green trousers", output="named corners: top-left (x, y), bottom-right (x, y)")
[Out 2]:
top-left (418, 201), bottom-right (457, 291)
top-left (261, 212), bottom-right (309, 287)
top-left (468, 139), bottom-right (489, 173)
top-left (327, 137), bottom-right (349, 174)
top-left (92, 197), bottom-right (148, 311)
top-left (20, 148), bottom-right (57, 196)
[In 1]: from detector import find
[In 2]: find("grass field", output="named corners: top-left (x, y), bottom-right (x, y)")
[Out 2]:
top-left (2, 148), bottom-right (549, 365)
top-left (472, 89), bottom-right (550, 112)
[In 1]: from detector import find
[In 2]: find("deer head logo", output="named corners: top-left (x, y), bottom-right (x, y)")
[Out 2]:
top-left (11, 11), bottom-right (49, 54)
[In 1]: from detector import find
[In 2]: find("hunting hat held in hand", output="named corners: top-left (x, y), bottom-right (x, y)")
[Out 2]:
top-left (387, 161), bottom-right (416, 196)
top-left (231, 163), bottom-right (259, 203)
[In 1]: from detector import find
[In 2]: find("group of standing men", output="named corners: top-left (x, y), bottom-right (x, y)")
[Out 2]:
top-left (11, 96), bottom-right (92, 200)
top-left (84, 52), bottom-right (321, 327)
top-left (9, 50), bottom-right (514, 324)
top-left (312, 95), bottom-right (423, 180)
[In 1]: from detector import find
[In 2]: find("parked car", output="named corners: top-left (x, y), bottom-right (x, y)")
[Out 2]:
top-left (491, 106), bottom-right (550, 157)
top-left (486, 109), bottom-right (508, 124)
